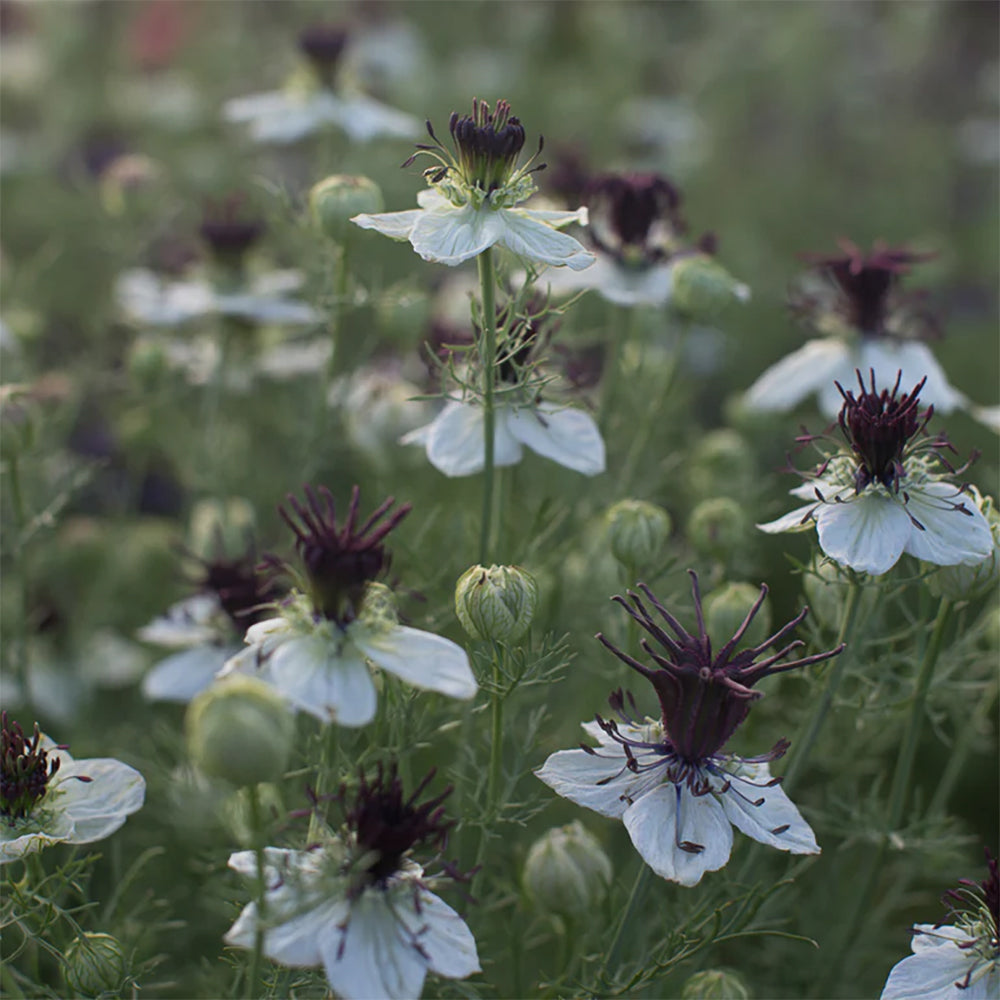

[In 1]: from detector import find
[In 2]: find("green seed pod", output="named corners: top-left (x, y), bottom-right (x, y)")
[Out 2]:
top-left (604, 499), bottom-right (673, 569)
top-left (680, 968), bottom-right (752, 1000)
top-left (689, 430), bottom-right (755, 500)
top-left (670, 254), bottom-right (750, 319)
top-left (186, 676), bottom-right (295, 787)
top-left (703, 582), bottom-right (771, 649)
top-left (687, 497), bottom-right (750, 558)
top-left (523, 821), bottom-right (612, 919)
top-left (63, 932), bottom-right (128, 997)
top-left (455, 565), bottom-right (538, 643)
top-left (310, 174), bottom-right (384, 243)
top-left (923, 493), bottom-right (999, 601)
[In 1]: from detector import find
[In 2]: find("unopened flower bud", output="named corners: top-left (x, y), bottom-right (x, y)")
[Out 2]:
top-left (680, 968), bottom-right (752, 1000)
top-left (688, 497), bottom-right (750, 557)
top-left (703, 582), bottom-right (771, 649)
top-left (604, 499), bottom-right (672, 569)
top-left (186, 676), bottom-right (294, 787)
top-left (923, 493), bottom-right (999, 600)
top-left (523, 821), bottom-right (612, 918)
top-left (63, 932), bottom-right (128, 997)
top-left (455, 564), bottom-right (538, 642)
top-left (689, 430), bottom-right (755, 500)
top-left (310, 174), bottom-right (383, 243)
top-left (670, 254), bottom-right (750, 318)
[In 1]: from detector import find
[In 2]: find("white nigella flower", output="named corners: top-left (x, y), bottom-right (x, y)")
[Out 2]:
top-left (536, 574), bottom-right (842, 886)
top-left (758, 372), bottom-right (994, 576)
top-left (743, 240), bottom-right (998, 431)
top-left (223, 24), bottom-right (419, 145)
top-left (352, 98), bottom-right (594, 269)
top-left (222, 486), bottom-right (476, 725)
top-left (881, 851), bottom-right (999, 1000)
top-left (1, 715), bottom-right (145, 863)
top-left (225, 764), bottom-right (480, 1000)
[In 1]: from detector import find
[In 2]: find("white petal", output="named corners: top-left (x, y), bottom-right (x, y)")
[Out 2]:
top-left (334, 94), bottom-right (420, 142)
top-left (268, 635), bottom-right (377, 726)
top-left (0, 813), bottom-right (75, 864)
top-left (623, 783), bottom-right (733, 886)
top-left (349, 625), bottom-right (477, 700)
top-left (521, 206), bottom-right (588, 228)
top-left (414, 401), bottom-right (523, 478)
top-left (137, 593), bottom-right (223, 647)
top-left (497, 210), bottom-right (595, 270)
top-left (970, 403), bottom-right (1000, 433)
top-left (756, 504), bottom-right (820, 534)
top-left (880, 939), bottom-right (980, 1000)
top-left (247, 103), bottom-right (329, 145)
top-left (55, 759), bottom-right (145, 844)
top-left (223, 91), bottom-right (292, 123)
top-left (535, 746), bottom-right (658, 820)
top-left (352, 209), bottom-right (423, 241)
top-left (251, 270), bottom-right (306, 296)
top-left (141, 645), bottom-right (237, 702)
top-left (902, 482), bottom-right (995, 566)
top-left (116, 270), bottom-right (214, 326)
top-left (395, 890), bottom-right (481, 980)
top-left (815, 494), bottom-right (912, 575)
top-left (506, 403), bottom-right (606, 475)
top-left (861, 341), bottom-right (967, 415)
top-left (409, 205), bottom-right (502, 266)
top-left (713, 761), bottom-right (819, 854)
top-left (215, 294), bottom-right (322, 325)
top-left (910, 924), bottom-right (976, 954)
top-left (415, 188), bottom-right (451, 210)
top-left (744, 339), bottom-right (853, 412)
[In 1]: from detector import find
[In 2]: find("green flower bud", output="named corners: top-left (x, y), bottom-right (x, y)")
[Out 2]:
top-left (687, 497), bottom-right (750, 558)
top-left (63, 932), bottom-right (128, 997)
top-left (523, 821), bottom-right (612, 919)
top-left (923, 493), bottom-right (999, 600)
top-left (455, 565), bottom-right (538, 643)
top-left (186, 676), bottom-right (295, 787)
top-left (310, 174), bottom-right (383, 243)
top-left (604, 499), bottom-right (673, 569)
top-left (703, 582), bottom-right (771, 649)
top-left (680, 968), bottom-right (752, 1000)
top-left (689, 430), bottom-right (755, 500)
top-left (670, 254), bottom-right (750, 319)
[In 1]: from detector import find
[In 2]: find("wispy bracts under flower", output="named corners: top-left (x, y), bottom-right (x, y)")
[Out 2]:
top-left (536, 573), bottom-right (842, 885)
top-left (758, 371), bottom-right (993, 576)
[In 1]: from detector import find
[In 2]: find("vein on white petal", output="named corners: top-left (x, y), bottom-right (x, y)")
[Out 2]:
top-left (815, 494), bottom-right (911, 575)
top-left (902, 483), bottom-right (994, 566)
top-left (507, 404), bottom-right (606, 475)
top-left (55, 759), bottom-right (145, 843)
top-left (756, 504), bottom-right (820, 534)
top-left (499, 210), bottom-right (595, 270)
top-left (535, 747), bottom-right (641, 820)
top-left (409, 204), bottom-right (501, 265)
top-left (520, 206), bottom-right (588, 228)
top-left (394, 890), bottom-right (481, 979)
top-left (141, 645), bottom-right (237, 702)
top-left (744, 339), bottom-right (852, 412)
top-left (352, 209), bottom-right (423, 241)
top-left (879, 939), bottom-right (982, 1000)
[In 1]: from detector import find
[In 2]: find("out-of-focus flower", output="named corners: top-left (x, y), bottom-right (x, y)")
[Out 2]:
top-left (222, 486), bottom-right (476, 725)
top-left (537, 574), bottom-right (841, 885)
top-left (880, 850), bottom-right (999, 1000)
top-left (353, 98), bottom-right (593, 269)
top-left (0, 715), bottom-right (145, 863)
top-left (223, 24), bottom-right (419, 145)
top-left (758, 372), bottom-right (994, 576)
top-left (743, 240), bottom-right (998, 430)
top-left (224, 765), bottom-right (480, 1000)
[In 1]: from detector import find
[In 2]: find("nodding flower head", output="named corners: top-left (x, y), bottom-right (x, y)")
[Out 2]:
top-left (836, 371), bottom-right (936, 494)
top-left (272, 485), bottom-right (411, 626)
top-left (596, 572), bottom-right (843, 767)
top-left (297, 24), bottom-right (348, 84)
top-left (338, 763), bottom-right (455, 892)
top-left (585, 172), bottom-right (686, 266)
top-left (198, 195), bottom-right (265, 263)
top-left (1, 715), bottom-right (62, 823)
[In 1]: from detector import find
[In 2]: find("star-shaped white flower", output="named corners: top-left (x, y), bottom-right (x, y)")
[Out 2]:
top-left (401, 397), bottom-right (606, 477)
top-left (881, 924), bottom-right (999, 1000)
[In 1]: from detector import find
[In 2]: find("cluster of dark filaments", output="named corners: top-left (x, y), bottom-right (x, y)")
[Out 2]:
top-left (270, 485), bottom-right (410, 625)
top-left (198, 194), bottom-right (265, 260)
top-left (585, 172), bottom-right (685, 264)
top-left (943, 849), bottom-right (1000, 963)
top-left (297, 23), bottom-right (348, 79)
top-left (1, 714), bottom-right (63, 823)
top-left (595, 572), bottom-right (843, 770)
top-left (186, 539), bottom-right (280, 632)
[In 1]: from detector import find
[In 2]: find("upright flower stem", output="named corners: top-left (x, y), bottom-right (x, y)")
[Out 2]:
top-left (246, 783), bottom-right (268, 999)
top-left (477, 248), bottom-right (498, 565)
top-left (472, 640), bottom-right (505, 896)
top-left (601, 863), bottom-right (652, 981)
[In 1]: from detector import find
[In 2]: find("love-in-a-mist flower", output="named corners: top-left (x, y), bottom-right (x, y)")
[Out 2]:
top-left (743, 240), bottom-right (998, 430)
top-left (758, 372), bottom-right (994, 576)
top-left (402, 302), bottom-right (605, 476)
top-left (225, 765), bottom-right (480, 1000)
top-left (1, 714), bottom-right (145, 863)
top-left (352, 98), bottom-right (594, 269)
top-left (223, 24), bottom-right (419, 145)
top-left (881, 849), bottom-right (999, 1000)
top-left (222, 486), bottom-right (476, 725)
top-left (536, 573), bottom-right (842, 886)
top-left (139, 544), bottom-right (280, 702)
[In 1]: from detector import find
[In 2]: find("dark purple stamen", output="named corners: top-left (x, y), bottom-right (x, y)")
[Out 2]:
top-left (944, 848), bottom-right (1000, 938)
top-left (1, 714), bottom-right (61, 822)
top-left (198, 194), bottom-right (265, 260)
top-left (199, 547), bottom-right (280, 631)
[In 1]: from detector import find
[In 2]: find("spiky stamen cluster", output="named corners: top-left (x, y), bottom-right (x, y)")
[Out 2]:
top-left (198, 194), bottom-right (264, 261)
top-left (193, 545), bottom-right (279, 631)
top-left (271, 485), bottom-right (410, 625)
top-left (1, 714), bottom-right (62, 823)
top-left (596, 572), bottom-right (843, 766)
top-left (297, 23), bottom-right (348, 82)
top-left (938, 850), bottom-right (1000, 984)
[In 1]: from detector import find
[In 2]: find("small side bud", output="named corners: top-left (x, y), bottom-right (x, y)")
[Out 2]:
top-left (455, 564), bottom-right (538, 643)
top-left (688, 497), bottom-right (750, 558)
top-left (523, 821), bottom-right (612, 919)
top-left (680, 968), bottom-right (752, 1000)
top-left (689, 429), bottom-right (755, 500)
top-left (186, 676), bottom-right (295, 787)
top-left (703, 582), bottom-right (772, 649)
top-left (63, 932), bottom-right (128, 997)
top-left (670, 254), bottom-right (750, 319)
top-left (311, 174), bottom-right (383, 243)
top-left (604, 499), bottom-right (672, 569)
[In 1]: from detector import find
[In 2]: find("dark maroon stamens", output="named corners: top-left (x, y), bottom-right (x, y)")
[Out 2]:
top-left (198, 194), bottom-right (265, 261)
top-left (1, 714), bottom-right (60, 823)
top-left (198, 548), bottom-right (280, 631)
top-left (273, 485), bottom-right (410, 625)
top-left (596, 572), bottom-right (843, 766)
top-left (297, 24), bottom-right (348, 82)
top-left (449, 98), bottom-right (527, 194)
top-left (944, 849), bottom-right (1000, 937)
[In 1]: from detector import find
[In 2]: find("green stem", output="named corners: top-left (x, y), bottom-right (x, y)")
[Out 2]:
top-left (601, 863), bottom-right (652, 981)
top-left (306, 724), bottom-right (338, 845)
top-left (247, 784), bottom-right (267, 1000)
top-left (487, 641), bottom-right (504, 810)
top-left (477, 248), bottom-right (497, 565)
top-left (598, 305), bottom-right (635, 430)
top-left (5, 451), bottom-right (31, 709)
top-left (326, 239), bottom-right (351, 383)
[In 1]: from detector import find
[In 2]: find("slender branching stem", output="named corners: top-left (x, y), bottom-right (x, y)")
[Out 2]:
top-left (478, 248), bottom-right (498, 564)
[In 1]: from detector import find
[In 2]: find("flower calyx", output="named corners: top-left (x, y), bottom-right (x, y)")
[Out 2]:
top-left (1, 714), bottom-right (64, 823)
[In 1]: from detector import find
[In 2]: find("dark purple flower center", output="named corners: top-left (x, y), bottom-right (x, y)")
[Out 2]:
top-left (198, 549), bottom-right (279, 632)
top-left (836, 371), bottom-right (930, 493)
top-left (198, 195), bottom-right (264, 262)
top-left (274, 485), bottom-right (410, 625)
top-left (297, 23), bottom-right (348, 87)
top-left (596, 572), bottom-right (843, 765)
top-left (1, 714), bottom-right (61, 823)
top-left (448, 98), bottom-right (527, 194)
